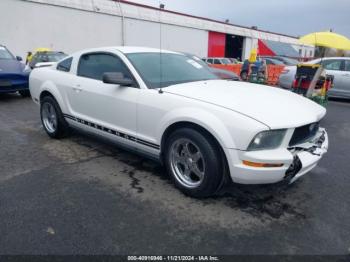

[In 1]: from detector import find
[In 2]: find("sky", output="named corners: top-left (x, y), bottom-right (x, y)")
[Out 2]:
top-left (127, 0), bottom-right (350, 38)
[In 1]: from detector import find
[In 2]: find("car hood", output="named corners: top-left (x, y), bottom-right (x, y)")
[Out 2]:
top-left (163, 80), bottom-right (326, 129)
top-left (0, 59), bottom-right (24, 74)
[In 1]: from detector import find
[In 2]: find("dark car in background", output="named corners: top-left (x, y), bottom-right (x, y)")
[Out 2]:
top-left (0, 45), bottom-right (30, 97)
top-left (261, 57), bottom-right (285, 65)
top-left (29, 51), bottom-right (67, 69)
top-left (262, 56), bottom-right (299, 66)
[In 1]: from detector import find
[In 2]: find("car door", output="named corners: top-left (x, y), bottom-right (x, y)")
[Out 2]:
top-left (321, 59), bottom-right (344, 97)
top-left (67, 52), bottom-right (139, 147)
top-left (339, 60), bottom-right (350, 98)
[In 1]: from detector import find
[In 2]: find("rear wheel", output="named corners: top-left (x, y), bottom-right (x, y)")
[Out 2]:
top-left (40, 96), bottom-right (69, 138)
top-left (164, 128), bottom-right (224, 198)
top-left (19, 90), bottom-right (30, 97)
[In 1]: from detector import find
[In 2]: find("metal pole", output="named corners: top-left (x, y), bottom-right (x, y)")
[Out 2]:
top-left (116, 0), bottom-right (125, 46)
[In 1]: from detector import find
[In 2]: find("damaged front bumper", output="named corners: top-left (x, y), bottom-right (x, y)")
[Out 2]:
top-left (228, 128), bottom-right (328, 184)
top-left (285, 128), bottom-right (328, 183)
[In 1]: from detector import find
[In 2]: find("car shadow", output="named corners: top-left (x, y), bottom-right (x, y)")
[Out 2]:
top-left (67, 127), bottom-right (304, 220)
top-left (0, 93), bottom-right (28, 102)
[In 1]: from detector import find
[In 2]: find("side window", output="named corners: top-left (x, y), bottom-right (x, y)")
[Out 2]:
top-left (343, 60), bottom-right (350, 72)
top-left (207, 58), bottom-right (213, 64)
top-left (213, 59), bottom-right (221, 64)
top-left (57, 57), bottom-right (73, 72)
top-left (41, 54), bottom-right (49, 62)
top-left (31, 54), bottom-right (39, 63)
top-left (322, 59), bottom-right (342, 71)
top-left (77, 53), bottom-right (131, 81)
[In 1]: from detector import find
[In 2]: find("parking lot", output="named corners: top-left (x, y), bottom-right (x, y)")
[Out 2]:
top-left (0, 93), bottom-right (349, 255)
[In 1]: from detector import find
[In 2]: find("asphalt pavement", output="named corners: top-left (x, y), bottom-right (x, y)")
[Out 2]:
top-left (0, 93), bottom-right (349, 255)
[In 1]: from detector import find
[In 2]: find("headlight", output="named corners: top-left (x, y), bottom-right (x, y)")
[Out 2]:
top-left (247, 129), bottom-right (286, 151)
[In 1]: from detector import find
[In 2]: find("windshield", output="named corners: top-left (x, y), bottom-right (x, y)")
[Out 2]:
top-left (127, 52), bottom-right (218, 88)
top-left (184, 54), bottom-right (211, 68)
top-left (45, 52), bottom-right (67, 62)
top-left (0, 46), bottom-right (15, 60)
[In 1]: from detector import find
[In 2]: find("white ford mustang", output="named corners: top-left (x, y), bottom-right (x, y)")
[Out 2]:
top-left (29, 47), bottom-right (328, 197)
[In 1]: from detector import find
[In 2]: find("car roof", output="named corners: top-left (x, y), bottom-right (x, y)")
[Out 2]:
top-left (35, 51), bottom-right (66, 54)
top-left (307, 57), bottom-right (350, 64)
top-left (320, 57), bottom-right (350, 60)
top-left (74, 46), bottom-right (180, 55)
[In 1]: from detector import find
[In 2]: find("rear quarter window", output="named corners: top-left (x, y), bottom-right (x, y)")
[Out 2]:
top-left (57, 57), bottom-right (73, 72)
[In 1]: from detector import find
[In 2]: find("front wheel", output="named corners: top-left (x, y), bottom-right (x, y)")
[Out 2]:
top-left (164, 128), bottom-right (225, 198)
top-left (40, 96), bottom-right (69, 138)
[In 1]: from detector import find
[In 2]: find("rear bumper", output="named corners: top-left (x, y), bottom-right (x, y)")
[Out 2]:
top-left (227, 128), bottom-right (328, 184)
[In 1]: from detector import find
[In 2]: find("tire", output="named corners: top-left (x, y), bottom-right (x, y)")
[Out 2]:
top-left (164, 128), bottom-right (224, 198)
top-left (40, 96), bottom-right (69, 138)
top-left (19, 90), bottom-right (30, 97)
top-left (240, 71), bottom-right (248, 81)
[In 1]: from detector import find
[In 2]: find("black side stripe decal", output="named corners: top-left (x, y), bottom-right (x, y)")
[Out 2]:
top-left (63, 114), bottom-right (160, 150)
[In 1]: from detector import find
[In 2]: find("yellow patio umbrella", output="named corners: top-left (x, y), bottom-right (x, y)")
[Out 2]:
top-left (299, 31), bottom-right (350, 50)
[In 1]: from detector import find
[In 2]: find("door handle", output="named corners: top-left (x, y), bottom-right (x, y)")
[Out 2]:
top-left (73, 85), bottom-right (83, 92)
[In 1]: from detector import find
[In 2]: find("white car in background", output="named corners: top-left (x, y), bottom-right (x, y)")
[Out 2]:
top-left (29, 47), bottom-right (328, 197)
top-left (279, 57), bottom-right (350, 99)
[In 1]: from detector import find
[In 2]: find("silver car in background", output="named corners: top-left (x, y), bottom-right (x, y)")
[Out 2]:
top-left (278, 57), bottom-right (350, 99)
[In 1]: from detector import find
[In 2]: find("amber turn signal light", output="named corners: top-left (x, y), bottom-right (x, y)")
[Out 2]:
top-left (242, 160), bottom-right (284, 168)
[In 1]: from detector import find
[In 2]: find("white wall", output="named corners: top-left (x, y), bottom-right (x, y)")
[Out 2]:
top-left (124, 18), bottom-right (208, 57)
top-left (124, 19), bottom-right (161, 50)
top-left (0, 0), bottom-right (208, 58)
top-left (0, 0), bottom-right (122, 58)
top-left (160, 24), bottom-right (208, 57)
top-left (291, 44), bottom-right (315, 58)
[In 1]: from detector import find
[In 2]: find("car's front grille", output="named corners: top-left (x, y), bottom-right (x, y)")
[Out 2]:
top-left (289, 122), bottom-right (319, 146)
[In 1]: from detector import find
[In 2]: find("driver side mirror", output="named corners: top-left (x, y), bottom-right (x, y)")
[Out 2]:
top-left (102, 72), bottom-right (134, 87)
top-left (16, 56), bottom-right (23, 61)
